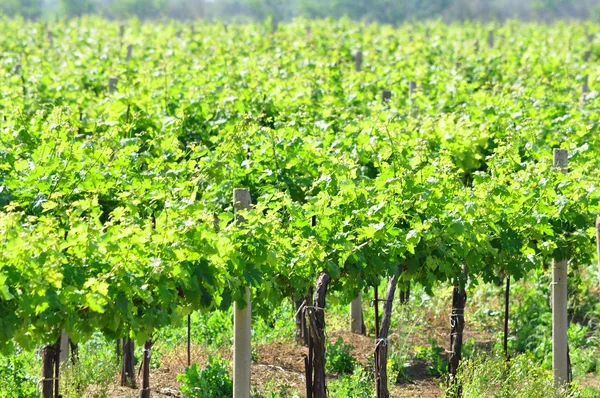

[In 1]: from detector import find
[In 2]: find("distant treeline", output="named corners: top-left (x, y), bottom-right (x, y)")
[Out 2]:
top-left (3, 0), bottom-right (600, 22)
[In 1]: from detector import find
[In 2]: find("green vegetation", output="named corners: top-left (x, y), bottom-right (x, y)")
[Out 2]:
top-left (326, 337), bottom-right (357, 374)
top-left (178, 357), bottom-right (233, 398)
top-left (0, 349), bottom-right (37, 398)
top-left (444, 351), bottom-right (557, 398)
top-left (328, 366), bottom-right (373, 398)
top-left (0, 16), bottom-right (598, 397)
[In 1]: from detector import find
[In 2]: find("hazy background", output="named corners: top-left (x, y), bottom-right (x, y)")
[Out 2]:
top-left (2, 0), bottom-right (600, 22)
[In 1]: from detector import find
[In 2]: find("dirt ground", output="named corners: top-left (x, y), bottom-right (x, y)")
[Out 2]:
top-left (88, 297), bottom-right (494, 398)
top-left (91, 329), bottom-right (482, 398)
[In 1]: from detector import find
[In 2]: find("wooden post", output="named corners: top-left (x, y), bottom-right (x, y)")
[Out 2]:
top-left (53, 343), bottom-right (60, 398)
top-left (42, 344), bottom-right (58, 398)
top-left (109, 77), bottom-right (118, 94)
top-left (503, 275), bottom-right (510, 359)
top-left (382, 89), bottom-right (391, 104)
top-left (126, 44), bottom-right (133, 62)
top-left (552, 148), bottom-right (569, 389)
top-left (187, 314), bottom-right (191, 366)
top-left (305, 288), bottom-right (314, 394)
top-left (233, 188), bottom-right (252, 398)
top-left (376, 270), bottom-right (400, 398)
top-left (399, 281), bottom-right (410, 304)
top-left (309, 272), bottom-right (330, 398)
top-left (139, 341), bottom-right (153, 398)
top-left (582, 75), bottom-right (589, 98)
top-left (304, 355), bottom-right (311, 398)
top-left (116, 339), bottom-right (121, 364)
top-left (47, 31), bottom-right (53, 46)
top-left (448, 264), bottom-right (467, 379)
top-left (374, 285), bottom-right (380, 398)
top-left (14, 63), bottom-right (21, 74)
top-left (596, 217), bottom-right (600, 276)
top-left (303, 291), bottom-right (311, 345)
top-left (296, 298), bottom-right (305, 344)
top-left (121, 338), bottom-right (135, 387)
top-left (350, 294), bottom-right (363, 334)
top-left (488, 30), bottom-right (494, 48)
top-left (584, 50), bottom-right (592, 62)
top-left (59, 330), bottom-right (69, 362)
top-left (355, 51), bottom-right (363, 72)
top-left (409, 81), bottom-right (416, 97)
top-left (119, 24), bottom-right (125, 40)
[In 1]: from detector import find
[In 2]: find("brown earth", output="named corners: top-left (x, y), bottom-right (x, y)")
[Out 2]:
top-left (88, 333), bottom-right (445, 398)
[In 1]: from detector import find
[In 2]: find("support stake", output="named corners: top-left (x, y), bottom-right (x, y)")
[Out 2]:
top-left (552, 149), bottom-right (569, 389)
top-left (233, 188), bottom-right (252, 398)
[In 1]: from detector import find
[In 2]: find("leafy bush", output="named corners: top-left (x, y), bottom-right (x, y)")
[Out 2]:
top-left (150, 347), bottom-right (162, 369)
top-left (326, 337), bottom-right (357, 375)
top-left (178, 356), bottom-right (233, 398)
top-left (388, 350), bottom-right (411, 383)
top-left (328, 366), bottom-right (373, 398)
top-left (444, 351), bottom-right (559, 398)
top-left (414, 338), bottom-right (446, 376)
top-left (251, 382), bottom-right (300, 398)
top-left (0, 352), bottom-right (36, 398)
top-left (61, 333), bottom-right (120, 398)
top-left (510, 268), bottom-right (600, 375)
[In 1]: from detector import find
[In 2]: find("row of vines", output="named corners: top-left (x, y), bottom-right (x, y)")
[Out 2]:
top-left (0, 17), bottom-right (599, 397)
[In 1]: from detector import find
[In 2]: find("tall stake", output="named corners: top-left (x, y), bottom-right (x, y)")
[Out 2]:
top-left (409, 81), bottom-right (416, 97)
top-left (376, 270), bottom-right (400, 398)
top-left (53, 342), bottom-right (60, 398)
top-left (140, 340), bottom-right (153, 398)
top-left (116, 339), bottom-right (121, 365)
top-left (596, 217), bottom-right (600, 276)
top-left (382, 89), bottom-right (391, 104)
top-left (350, 293), bottom-right (364, 334)
top-left (233, 188), bottom-right (252, 398)
top-left (373, 285), bottom-right (381, 398)
top-left (42, 343), bottom-right (57, 398)
top-left (121, 338), bottom-right (136, 387)
top-left (187, 314), bottom-right (191, 367)
top-left (374, 284), bottom-right (380, 398)
top-left (355, 51), bottom-right (363, 72)
top-left (503, 275), bottom-right (510, 359)
top-left (374, 285), bottom-right (380, 340)
top-left (306, 288), bottom-right (314, 396)
top-left (296, 295), bottom-right (310, 344)
top-left (109, 77), bottom-right (118, 94)
top-left (59, 331), bottom-right (69, 363)
top-left (126, 44), bottom-right (133, 62)
top-left (308, 272), bottom-right (330, 398)
top-left (552, 149), bottom-right (569, 388)
top-left (449, 264), bottom-right (467, 379)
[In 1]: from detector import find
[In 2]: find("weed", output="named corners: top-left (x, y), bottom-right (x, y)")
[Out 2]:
top-left (178, 356), bottom-right (233, 398)
top-left (326, 337), bottom-right (357, 375)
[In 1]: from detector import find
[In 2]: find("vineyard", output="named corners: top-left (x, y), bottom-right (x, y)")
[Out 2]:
top-left (0, 17), bottom-right (600, 398)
